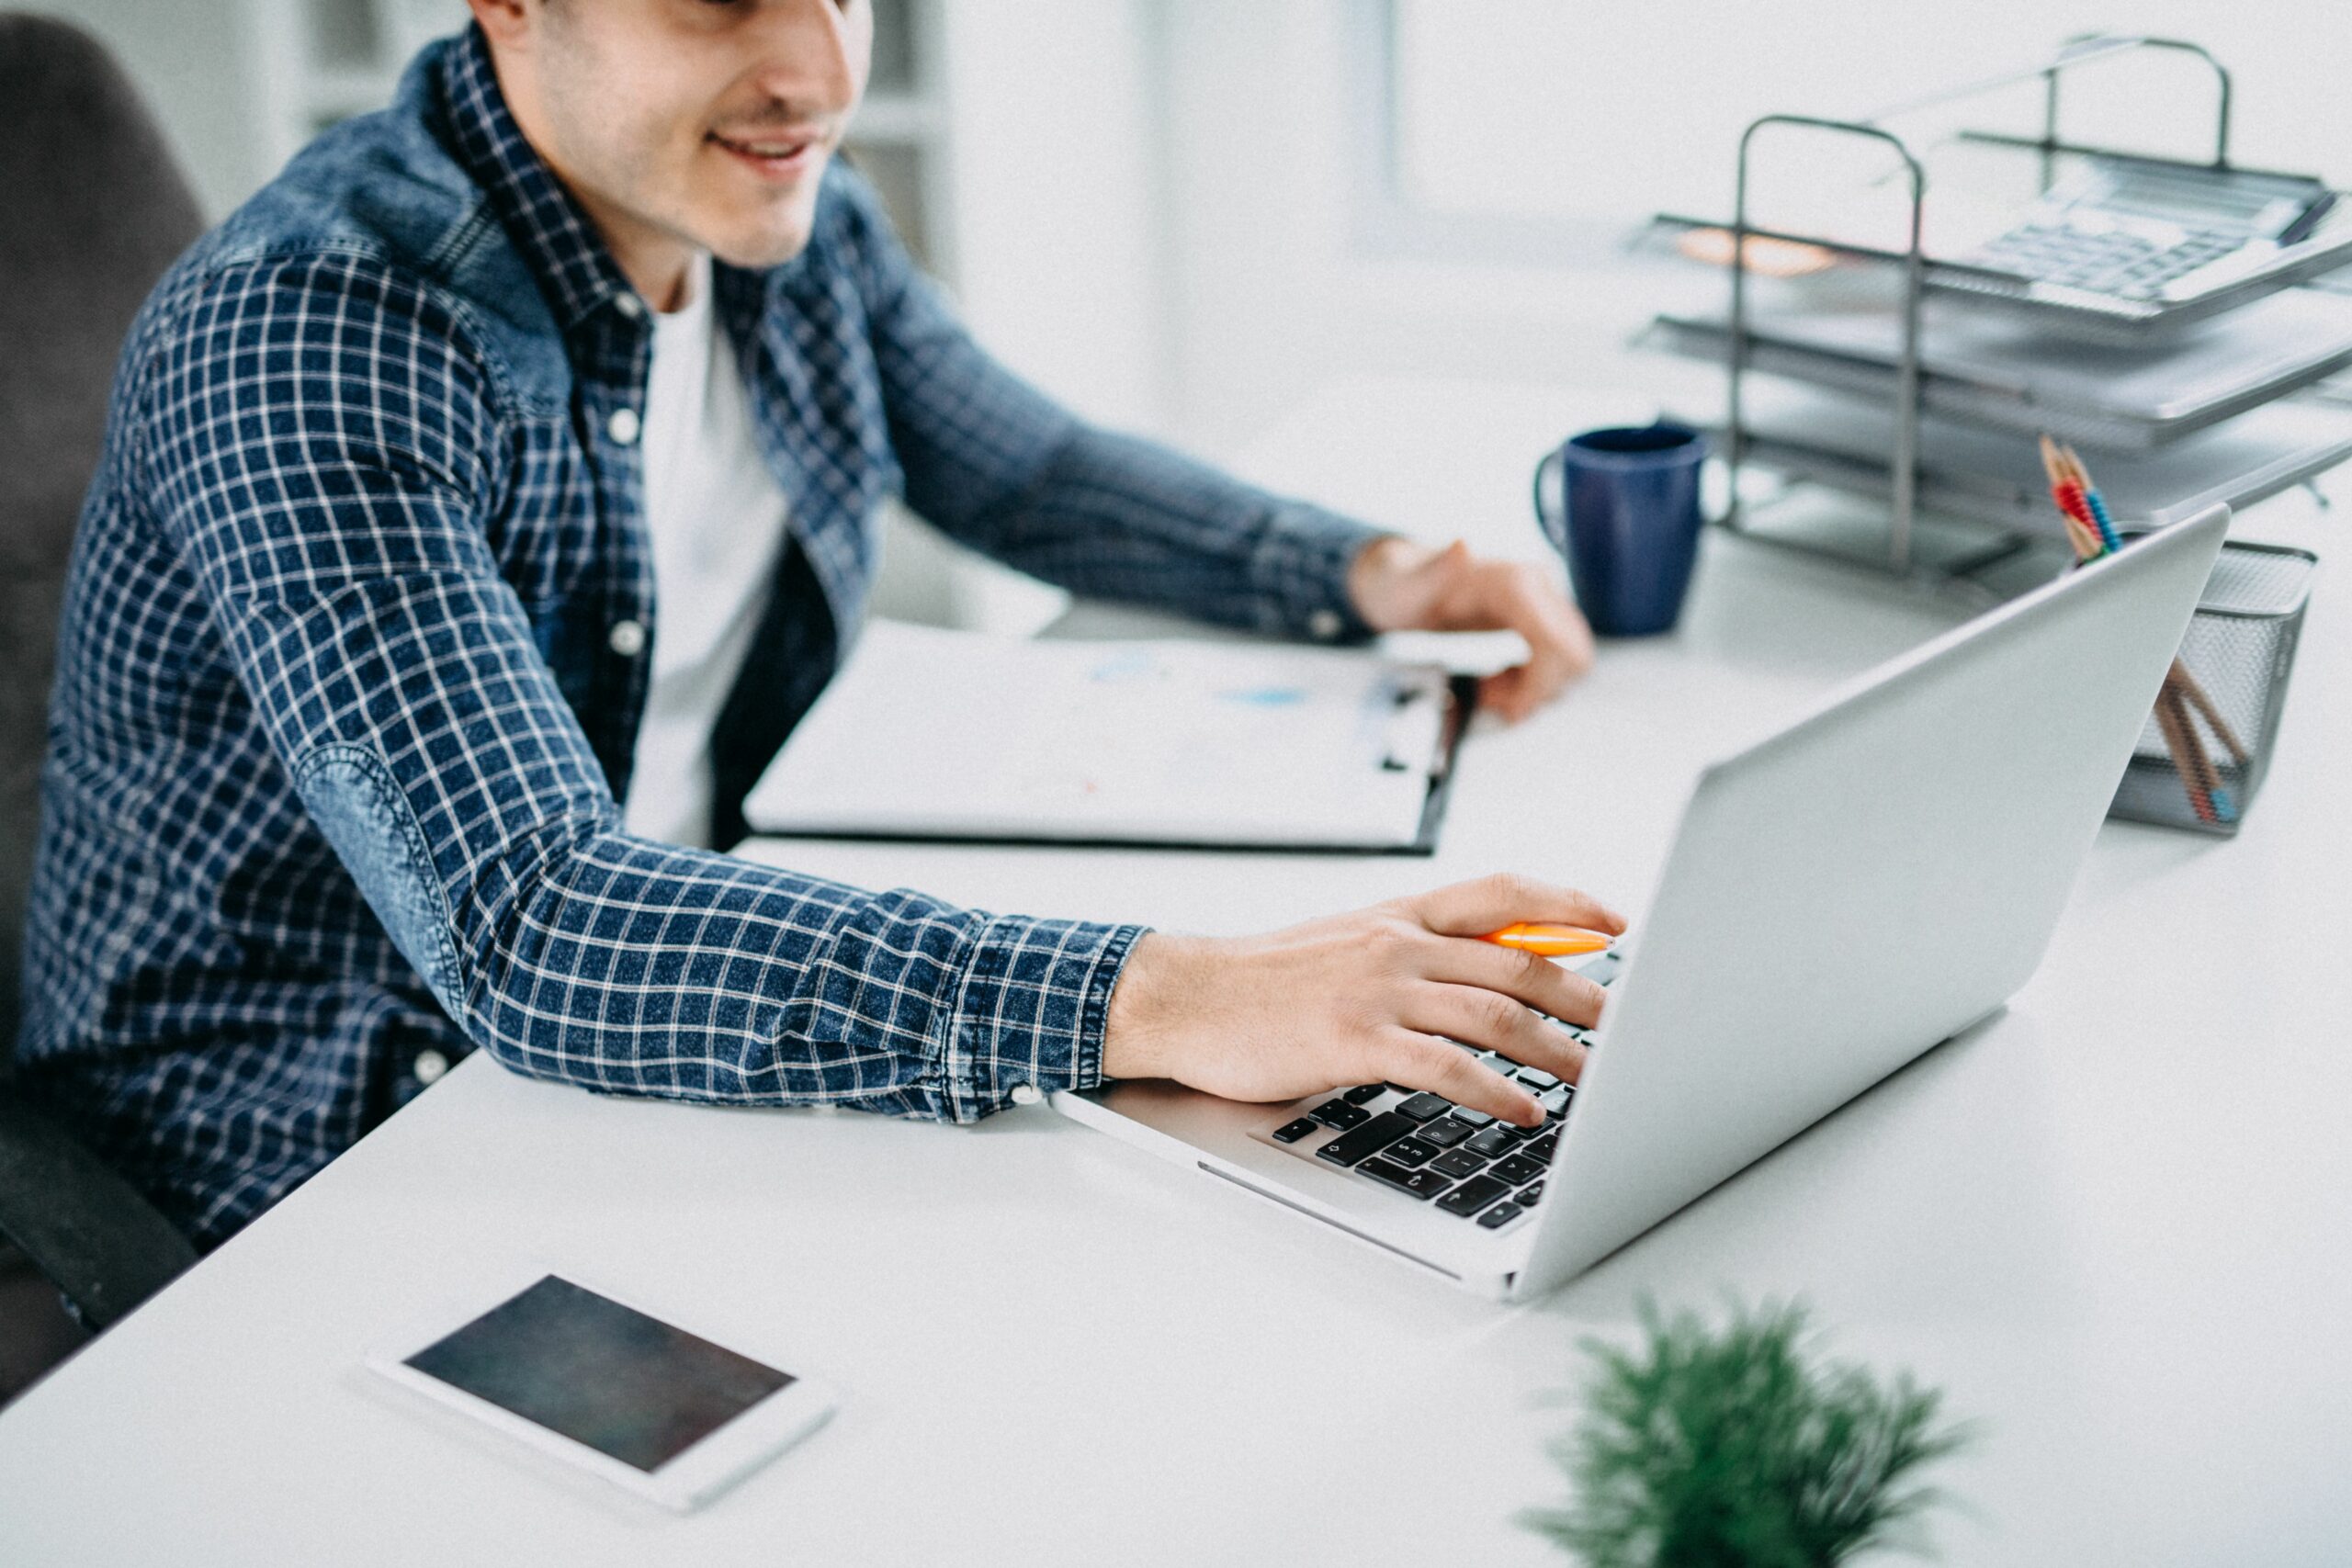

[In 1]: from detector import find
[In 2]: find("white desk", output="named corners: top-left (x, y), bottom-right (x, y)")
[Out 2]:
top-left (4, 380), bottom-right (2346, 1565)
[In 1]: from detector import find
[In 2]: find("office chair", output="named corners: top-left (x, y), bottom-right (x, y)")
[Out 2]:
top-left (0, 14), bottom-right (206, 1372)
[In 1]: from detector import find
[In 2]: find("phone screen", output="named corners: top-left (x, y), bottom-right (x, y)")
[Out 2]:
top-left (403, 1275), bottom-right (795, 1472)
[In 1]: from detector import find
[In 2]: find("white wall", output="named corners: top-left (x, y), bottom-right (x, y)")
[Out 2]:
top-left (1149, 0), bottom-right (2352, 468)
top-left (1154, 1), bottom-right (1667, 465)
top-left (873, 0), bottom-right (1170, 632)
top-left (936, 0), bottom-right (1170, 436)
top-left (1390, 0), bottom-right (2352, 230)
top-left (18, 0), bottom-right (272, 218)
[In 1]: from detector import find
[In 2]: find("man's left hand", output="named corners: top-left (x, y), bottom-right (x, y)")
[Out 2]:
top-left (1346, 536), bottom-right (1595, 723)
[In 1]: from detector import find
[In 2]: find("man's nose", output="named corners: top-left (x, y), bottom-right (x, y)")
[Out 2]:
top-left (746, 0), bottom-right (866, 116)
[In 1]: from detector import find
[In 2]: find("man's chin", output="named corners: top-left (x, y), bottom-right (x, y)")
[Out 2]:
top-left (700, 207), bottom-right (821, 272)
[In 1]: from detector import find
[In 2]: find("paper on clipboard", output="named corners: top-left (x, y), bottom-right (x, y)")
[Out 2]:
top-left (741, 621), bottom-right (1462, 851)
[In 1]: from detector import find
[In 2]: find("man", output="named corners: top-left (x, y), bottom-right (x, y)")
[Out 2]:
top-left (18, 0), bottom-right (1622, 1251)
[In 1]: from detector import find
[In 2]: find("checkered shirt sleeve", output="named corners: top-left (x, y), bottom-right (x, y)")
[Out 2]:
top-left (831, 174), bottom-right (1386, 639)
top-left (141, 251), bottom-right (1139, 1122)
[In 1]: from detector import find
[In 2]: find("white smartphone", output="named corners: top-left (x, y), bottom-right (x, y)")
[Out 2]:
top-left (366, 1266), bottom-right (838, 1513)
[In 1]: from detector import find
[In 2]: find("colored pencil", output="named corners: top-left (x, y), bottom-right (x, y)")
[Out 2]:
top-left (2060, 511), bottom-right (2102, 561)
top-left (2045, 434), bottom-right (2226, 821)
top-left (2163, 683), bottom-right (2236, 823)
top-left (2151, 688), bottom-right (2218, 823)
top-left (2170, 657), bottom-right (2251, 766)
top-left (2040, 437), bottom-right (2105, 558)
top-left (2061, 444), bottom-right (2124, 551)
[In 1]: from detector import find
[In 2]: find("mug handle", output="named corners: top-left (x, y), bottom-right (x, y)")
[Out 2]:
top-left (1532, 446), bottom-right (1565, 545)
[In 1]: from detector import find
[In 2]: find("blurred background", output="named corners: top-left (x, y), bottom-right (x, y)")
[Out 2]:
top-left (26, 0), bottom-right (2347, 624)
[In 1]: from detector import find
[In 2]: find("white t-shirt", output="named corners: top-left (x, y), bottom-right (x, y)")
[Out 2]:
top-left (622, 254), bottom-right (794, 848)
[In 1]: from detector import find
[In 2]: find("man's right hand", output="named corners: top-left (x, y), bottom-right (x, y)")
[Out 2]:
top-left (1101, 874), bottom-right (1626, 1127)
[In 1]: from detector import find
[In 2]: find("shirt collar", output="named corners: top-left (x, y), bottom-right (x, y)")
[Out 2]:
top-left (438, 23), bottom-right (639, 334)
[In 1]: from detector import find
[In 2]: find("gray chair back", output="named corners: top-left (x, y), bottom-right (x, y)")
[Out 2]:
top-left (0, 16), bottom-right (208, 1353)
top-left (0, 13), bottom-right (205, 1054)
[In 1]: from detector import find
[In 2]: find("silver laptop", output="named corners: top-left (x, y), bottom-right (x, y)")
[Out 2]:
top-left (1053, 506), bottom-right (2229, 1302)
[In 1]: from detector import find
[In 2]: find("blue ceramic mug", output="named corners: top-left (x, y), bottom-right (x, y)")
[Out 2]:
top-left (1532, 422), bottom-right (1708, 637)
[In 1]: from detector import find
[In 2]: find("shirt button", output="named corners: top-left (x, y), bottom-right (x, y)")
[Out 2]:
top-left (612, 291), bottom-right (644, 320)
top-left (607, 406), bottom-right (641, 446)
top-left (1308, 608), bottom-right (1344, 641)
top-left (413, 1048), bottom-right (450, 1086)
top-left (1009, 1083), bottom-right (1043, 1107)
top-left (607, 618), bottom-right (647, 657)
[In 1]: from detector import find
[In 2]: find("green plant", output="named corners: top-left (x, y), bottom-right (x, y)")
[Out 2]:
top-left (1521, 1298), bottom-right (1973, 1568)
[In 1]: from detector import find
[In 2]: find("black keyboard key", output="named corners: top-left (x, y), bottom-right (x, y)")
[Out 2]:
top-left (1539, 1086), bottom-right (1569, 1116)
top-left (1513, 1066), bottom-right (1559, 1090)
top-left (1525, 1131), bottom-right (1560, 1163)
top-left (1385, 1136), bottom-right (1439, 1168)
top-left (1416, 1117), bottom-right (1470, 1148)
top-left (1437, 1174), bottom-right (1511, 1217)
top-left (1314, 1111), bottom-right (1416, 1168)
top-left (1356, 1157), bottom-right (1452, 1200)
top-left (1492, 1154), bottom-right (1543, 1187)
top-left (1342, 1084), bottom-right (1388, 1105)
top-left (1394, 1092), bottom-right (1453, 1122)
top-left (1476, 1201), bottom-right (1524, 1230)
top-left (1430, 1147), bottom-right (1487, 1180)
top-left (1518, 1180), bottom-right (1545, 1206)
top-left (1449, 1108), bottom-right (1495, 1129)
top-left (1464, 1126), bottom-right (1519, 1160)
top-left (1309, 1099), bottom-right (1369, 1131)
top-left (1272, 1117), bottom-right (1319, 1145)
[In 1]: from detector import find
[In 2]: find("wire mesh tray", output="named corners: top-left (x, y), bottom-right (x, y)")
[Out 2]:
top-left (2104, 537), bottom-right (2315, 833)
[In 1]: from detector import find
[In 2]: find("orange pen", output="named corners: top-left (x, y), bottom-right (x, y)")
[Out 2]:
top-left (1481, 922), bottom-right (1614, 957)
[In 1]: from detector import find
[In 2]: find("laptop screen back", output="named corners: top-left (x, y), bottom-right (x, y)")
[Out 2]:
top-left (1521, 508), bottom-right (2228, 1294)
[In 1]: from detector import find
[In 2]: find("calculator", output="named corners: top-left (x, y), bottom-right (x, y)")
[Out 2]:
top-left (1966, 155), bottom-right (2335, 304)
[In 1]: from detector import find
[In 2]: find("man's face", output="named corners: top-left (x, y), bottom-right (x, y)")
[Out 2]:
top-left (503, 0), bottom-right (871, 277)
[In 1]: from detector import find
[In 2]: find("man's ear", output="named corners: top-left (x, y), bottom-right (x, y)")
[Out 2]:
top-left (467, 0), bottom-right (534, 51)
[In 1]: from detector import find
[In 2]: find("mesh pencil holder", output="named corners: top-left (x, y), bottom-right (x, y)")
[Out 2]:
top-left (2105, 536), bottom-right (2316, 835)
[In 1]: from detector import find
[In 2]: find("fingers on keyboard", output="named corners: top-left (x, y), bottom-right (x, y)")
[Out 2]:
top-left (1272, 1086), bottom-right (1568, 1226)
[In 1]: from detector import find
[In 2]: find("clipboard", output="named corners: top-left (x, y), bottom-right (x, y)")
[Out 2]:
top-left (740, 624), bottom-right (1478, 856)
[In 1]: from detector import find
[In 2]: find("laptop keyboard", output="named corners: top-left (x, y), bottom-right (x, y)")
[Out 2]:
top-left (1258, 950), bottom-right (1621, 1233)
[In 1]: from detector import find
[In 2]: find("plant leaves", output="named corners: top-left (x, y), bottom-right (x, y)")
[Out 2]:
top-left (1518, 1298), bottom-right (1975, 1568)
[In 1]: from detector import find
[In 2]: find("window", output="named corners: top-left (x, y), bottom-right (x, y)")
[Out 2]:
top-left (1369, 0), bottom-right (2349, 259)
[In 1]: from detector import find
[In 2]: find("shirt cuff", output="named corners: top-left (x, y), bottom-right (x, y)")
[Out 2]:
top-left (1248, 504), bottom-right (1388, 644)
top-left (938, 914), bottom-right (1146, 1122)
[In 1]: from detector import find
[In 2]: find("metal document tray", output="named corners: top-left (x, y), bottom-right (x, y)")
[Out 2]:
top-left (1642, 287), bottom-right (2352, 451)
top-left (1686, 382), bottom-right (2352, 534)
top-left (1642, 193), bottom-right (2352, 344)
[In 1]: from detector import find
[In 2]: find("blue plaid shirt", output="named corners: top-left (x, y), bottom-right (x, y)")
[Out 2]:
top-left (18, 27), bottom-right (1381, 1248)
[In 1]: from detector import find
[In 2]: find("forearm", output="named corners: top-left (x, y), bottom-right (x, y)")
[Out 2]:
top-left (849, 171), bottom-right (1388, 641)
top-left (954, 423), bottom-right (1389, 641)
top-left (236, 576), bottom-right (1140, 1124)
top-left (466, 822), bottom-right (1145, 1121)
